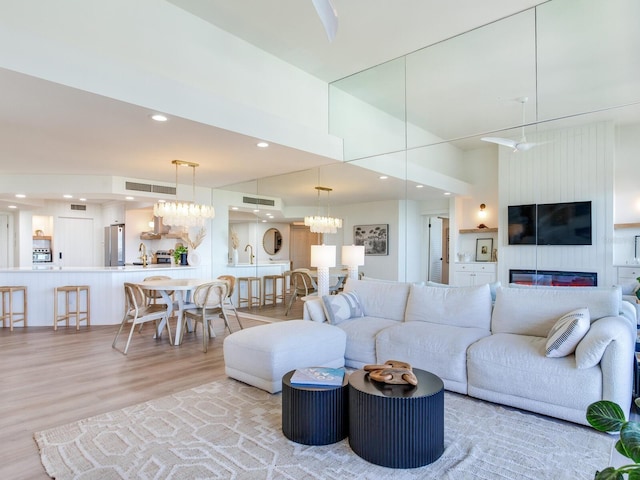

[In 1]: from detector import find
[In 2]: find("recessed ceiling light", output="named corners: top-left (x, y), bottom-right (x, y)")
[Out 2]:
top-left (262, 219), bottom-right (267, 223)
top-left (63, 194), bottom-right (73, 199)
top-left (8, 205), bottom-right (17, 209)
top-left (125, 196), bottom-right (134, 200)
top-left (256, 142), bottom-right (269, 148)
top-left (231, 207), bottom-right (239, 210)
top-left (15, 194), bottom-right (26, 198)
top-left (79, 198), bottom-right (87, 202)
top-left (253, 209), bottom-right (260, 213)
top-left (150, 114), bottom-right (168, 122)
top-left (443, 192), bottom-right (451, 196)
top-left (416, 185), bottom-right (424, 189)
top-left (157, 199), bottom-right (166, 203)
top-left (379, 176), bottom-right (388, 180)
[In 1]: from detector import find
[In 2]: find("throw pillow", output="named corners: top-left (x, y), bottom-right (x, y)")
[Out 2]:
top-left (545, 307), bottom-right (590, 358)
top-left (321, 292), bottom-right (364, 325)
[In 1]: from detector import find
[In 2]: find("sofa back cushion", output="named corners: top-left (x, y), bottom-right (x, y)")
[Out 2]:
top-left (343, 278), bottom-right (410, 322)
top-left (405, 284), bottom-right (492, 329)
top-left (492, 285), bottom-right (622, 336)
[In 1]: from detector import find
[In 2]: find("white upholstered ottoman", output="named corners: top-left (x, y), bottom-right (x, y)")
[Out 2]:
top-left (223, 320), bottom-right (347, 393)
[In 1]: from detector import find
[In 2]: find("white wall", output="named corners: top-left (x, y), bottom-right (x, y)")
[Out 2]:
top-left (498, 122), bottom-right (616, 285)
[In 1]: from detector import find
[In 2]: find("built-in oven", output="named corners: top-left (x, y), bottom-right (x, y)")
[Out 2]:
top-left (33, 248), bottom-right (52, 263)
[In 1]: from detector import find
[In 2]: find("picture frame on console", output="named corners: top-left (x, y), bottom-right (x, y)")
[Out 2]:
top-left (354, 224), bottom-right (389, 256)
top-left (475, 238), bottom-right (493, 262)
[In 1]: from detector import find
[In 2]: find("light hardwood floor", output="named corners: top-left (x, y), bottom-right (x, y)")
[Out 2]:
top-left (0, 299), bottom-right (302, 479)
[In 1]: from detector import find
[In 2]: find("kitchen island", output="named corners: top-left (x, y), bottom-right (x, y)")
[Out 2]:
top-left (0, 264), bottom-right (205, 327)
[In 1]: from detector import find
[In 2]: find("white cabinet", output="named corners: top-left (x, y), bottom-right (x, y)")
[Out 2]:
top-left (618, 266), bottom-right (640, 284)
top-left (453, 262), bottom-right (497, 286)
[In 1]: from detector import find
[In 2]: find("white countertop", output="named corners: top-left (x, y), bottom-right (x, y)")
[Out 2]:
top-left (0, 264), bottom-right (198, 273)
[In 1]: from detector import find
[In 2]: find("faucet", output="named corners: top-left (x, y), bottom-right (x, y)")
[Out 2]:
top-left (244, 244), bottom-right (255, 264)
top-left (139, 243), bottom-right (148, 267)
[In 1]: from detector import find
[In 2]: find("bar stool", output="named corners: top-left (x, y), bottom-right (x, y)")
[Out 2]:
top-left (237, 276), bottom-right (261, 308)
top-left (0, 286), bottom-right (27, 331)
top-left (262, 274), bottom-right (284, 306)
top-left (54, 285), bottom-right (90, 330)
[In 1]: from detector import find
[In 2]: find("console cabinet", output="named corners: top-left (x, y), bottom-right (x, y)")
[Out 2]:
top-left (618, 265), bottom-right (640, 284)
top-left (453, 262), bottom-right (497, 286)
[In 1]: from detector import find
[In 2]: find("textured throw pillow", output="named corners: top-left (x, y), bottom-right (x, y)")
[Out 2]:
top-left (321, 292), bottom-right (364, 325)
top-left (545, 307), bottom-right (590, 358)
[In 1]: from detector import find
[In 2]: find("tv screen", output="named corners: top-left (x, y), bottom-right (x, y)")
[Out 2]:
top-left (508, 204), bottom-right (536, 245)
top-left (536, 201), bottom-right (592, 245)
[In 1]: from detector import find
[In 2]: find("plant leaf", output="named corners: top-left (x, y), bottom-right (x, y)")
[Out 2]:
top-left (621, 422), bottom-right (640, 463)
top-left (594, 466), bottom-right (623, 480)
top-left (629, 465), bottom-right (640, 480)
top-left (587, 401), bottom-right (627, 432)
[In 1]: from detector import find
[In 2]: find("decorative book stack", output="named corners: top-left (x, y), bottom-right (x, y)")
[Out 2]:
top-left (290, 367), bottom-right (346, 387)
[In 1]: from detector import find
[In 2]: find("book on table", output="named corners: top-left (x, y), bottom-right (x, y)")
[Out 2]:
top-left (290, 367), bottom-right (346, 387)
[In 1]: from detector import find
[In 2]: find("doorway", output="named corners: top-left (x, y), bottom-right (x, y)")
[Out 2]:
top-left (425, 216), bottom-right (449, 284)
top-left (289, 225), bottom-right (319, 270)
top-left (0, 214), bottom-right (8, 268)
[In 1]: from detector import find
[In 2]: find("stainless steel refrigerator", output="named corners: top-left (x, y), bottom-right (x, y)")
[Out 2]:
top-left (104, 224), bottom-right (125, 266)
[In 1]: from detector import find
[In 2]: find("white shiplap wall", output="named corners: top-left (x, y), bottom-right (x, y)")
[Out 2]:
top-left (498, 122), bottom-right (615, 286)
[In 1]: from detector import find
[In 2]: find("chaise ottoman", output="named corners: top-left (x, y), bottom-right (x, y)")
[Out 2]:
top-left (223, 320), bottom-right (347, 393)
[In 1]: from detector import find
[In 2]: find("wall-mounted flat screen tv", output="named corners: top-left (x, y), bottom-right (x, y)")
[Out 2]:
top-left (508, 204), bottom-right (536, 245)
top-left (536, 201), bottom-right (592, 245)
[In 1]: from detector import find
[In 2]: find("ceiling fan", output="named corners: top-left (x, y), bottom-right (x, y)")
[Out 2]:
top-left (481, 97), bottom-right (540, 152)
top-left (312, 0), bottom-right (338, 42)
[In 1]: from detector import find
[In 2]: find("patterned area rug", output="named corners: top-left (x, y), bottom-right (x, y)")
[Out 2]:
top-left (35, 378), bottom-right (613, 479)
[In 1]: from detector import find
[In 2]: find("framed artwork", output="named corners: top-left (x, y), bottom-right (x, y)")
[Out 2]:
top-left (475, 238), bottom-right (493, 262)
top-left (636, 235), bottom-right (640, 258)
top-left (354, 224), bottom-right (389, 256)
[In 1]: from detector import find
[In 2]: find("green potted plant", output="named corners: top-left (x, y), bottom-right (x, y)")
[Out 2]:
top-left (636, 276), bottom-right (640, 300)
top-left (172, 245), bottom-right (188, 265)
top-left (586, 399), bottom-right (640, 479)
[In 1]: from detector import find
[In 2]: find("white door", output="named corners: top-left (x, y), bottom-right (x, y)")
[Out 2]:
top-left (427, 217), bottom-right (443, 283)
top-left (0, 214), bottom-right (8, 268)
top-left (57, 217), bottom-right (94, 267)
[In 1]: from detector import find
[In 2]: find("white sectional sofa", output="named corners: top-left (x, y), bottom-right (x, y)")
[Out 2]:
top-left (303, 278), bottom-right (636, 426)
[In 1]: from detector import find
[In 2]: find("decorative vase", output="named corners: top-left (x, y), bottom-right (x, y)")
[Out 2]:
top-left (232, 248), bottom-right (239, 266)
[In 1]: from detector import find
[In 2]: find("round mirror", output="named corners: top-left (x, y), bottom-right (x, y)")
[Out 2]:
top-left (263, 228), bottom-right (282, 255)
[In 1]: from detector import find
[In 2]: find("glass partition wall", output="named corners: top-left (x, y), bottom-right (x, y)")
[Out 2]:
top-left (223, 0), bottom-right (640, 290)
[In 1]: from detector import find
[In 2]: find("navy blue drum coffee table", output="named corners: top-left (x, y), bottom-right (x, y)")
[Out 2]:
top-left (281, 369), bottom-right (349, 445)
top-left (348, 368), bottom-right (444, 468)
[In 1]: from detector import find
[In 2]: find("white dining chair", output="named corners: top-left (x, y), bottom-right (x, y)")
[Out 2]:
top-left (112, 282), bottom-right (172, 355)
top-left (181, 281), bottom-right (230, 352)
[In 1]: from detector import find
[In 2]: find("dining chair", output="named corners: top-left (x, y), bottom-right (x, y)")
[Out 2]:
top-left (112, 282), bottom-right (172, 355)
top-left (285, 269), bottom-right (317, 316)
top-left (181, 281), bottom-right (230, 352)
top-left (217, 275), bottom-right (244, 330)
top-left (138, 275), bottom-right (176, 333)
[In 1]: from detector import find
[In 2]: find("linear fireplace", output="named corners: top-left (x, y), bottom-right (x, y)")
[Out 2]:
top-left (509, 269), bottom-right (598, 287)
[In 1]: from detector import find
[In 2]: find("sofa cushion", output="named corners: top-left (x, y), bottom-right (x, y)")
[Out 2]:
top-left (321, 292), bottom-right (364, 325)
top-left (427, 280), bottom-right (501, 302)
top-left (467, 333), bottom-right (601, 411)
top-left (545, 308), bottom-right (590, 357)
top-left (343, 278), bottom-right (410, 321)
top-left (376, 321), bottom-right (491, 394)
top-left (492, 286), bottom-right (621, 337)
top-left (335, 316), bottom-right (399, 368)
top-left (404, 284), bottom-right (492, 329)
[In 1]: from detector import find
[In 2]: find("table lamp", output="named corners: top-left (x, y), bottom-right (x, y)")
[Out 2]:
top-left (311, 244), bottom-right (336, 297)
top-left (342, 245), bottom-right (365, 281)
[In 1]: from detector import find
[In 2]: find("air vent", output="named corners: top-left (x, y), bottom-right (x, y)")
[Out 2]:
top-left (242, 196), bottom-right (275, 207)
top-left (70, 204), bottom-right (87, 211)
top-left (125, 181), bottom-right (175, 195)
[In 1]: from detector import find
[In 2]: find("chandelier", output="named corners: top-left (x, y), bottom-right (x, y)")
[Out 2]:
top-left (304, 186), bottom-right (342, 234)
top-left (153, 160), bottom-right (215, 228)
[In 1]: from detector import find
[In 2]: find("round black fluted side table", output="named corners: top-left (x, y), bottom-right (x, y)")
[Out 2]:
top-left (348, 368), bottom-right (444, 468)
top-left (281, 369), bottom-right (349, 445)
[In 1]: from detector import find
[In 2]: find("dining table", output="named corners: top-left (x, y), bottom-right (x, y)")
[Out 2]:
top-left (136, 278), bottom-right (211, 346)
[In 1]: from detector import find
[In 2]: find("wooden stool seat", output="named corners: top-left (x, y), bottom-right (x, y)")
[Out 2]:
top-left (262, 274), bottom-right (284, 306)
top-left (0, 286), bottom-right (27, 331)
top-left (237, 277), bottom-right (261, 308)
top-left (54, 285), bottom-right (90, 330)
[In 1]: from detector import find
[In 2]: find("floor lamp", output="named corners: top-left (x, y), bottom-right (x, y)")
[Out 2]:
top-left (342, 245), bottom-right (365, 281)
top-left (311, 245), bottom-right (336, 298)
